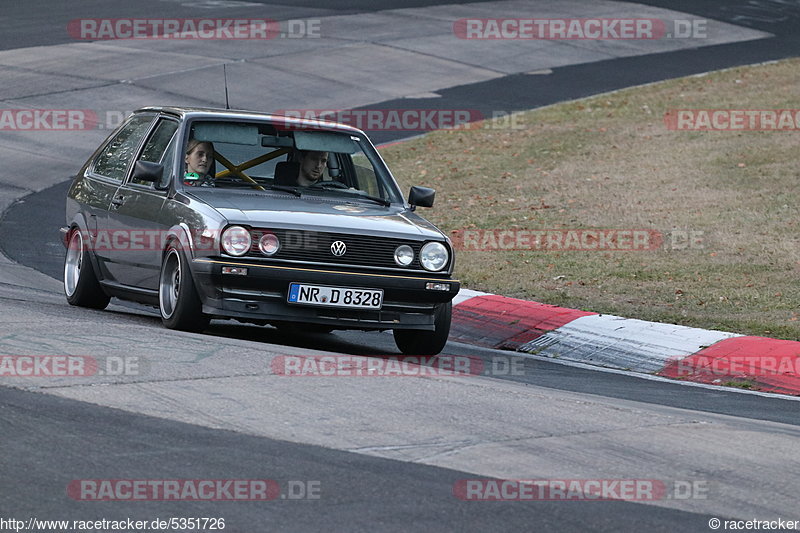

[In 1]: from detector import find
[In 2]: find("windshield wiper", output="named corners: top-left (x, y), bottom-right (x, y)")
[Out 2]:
top-left (266, 184), bottom-right (302, 197)
top-left (354, 193), bottom-right (391, 207)
top-left (307, 183), bottom-right (391, 206)
top-left (335, 190), bottom-right (391, 207)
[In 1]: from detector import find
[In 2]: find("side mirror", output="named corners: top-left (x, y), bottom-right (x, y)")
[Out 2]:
top-left (131, 160), bottom-right (164, 184)
top-left (408, 186), bottom-right (435, 209)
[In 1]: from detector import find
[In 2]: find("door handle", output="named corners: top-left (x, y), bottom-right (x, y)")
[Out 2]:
top-left (111, 196), bottom-right (125, 208)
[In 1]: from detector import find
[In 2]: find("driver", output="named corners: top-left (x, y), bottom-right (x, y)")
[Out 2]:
top-left (296, 150), bottom-right (328, 187)
top-left (183, 139), bottom-right (215, 187)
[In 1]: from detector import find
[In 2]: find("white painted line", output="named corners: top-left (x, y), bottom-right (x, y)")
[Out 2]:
top-left (518, 314), bottom-right (741, 373)
top-left (452, 288), bottom-right (491, 306)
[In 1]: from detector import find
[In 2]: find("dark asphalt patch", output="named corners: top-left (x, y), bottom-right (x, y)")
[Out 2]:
top-left (0, 385), bottom-right (725, 532)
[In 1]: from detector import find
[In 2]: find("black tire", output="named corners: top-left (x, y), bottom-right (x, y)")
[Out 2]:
top-left (63, 228), bottom-right (110, 310)
top-left (393, 301), bottom-right (451, 356)
top-left (158, 243), bottom-right (209, 332)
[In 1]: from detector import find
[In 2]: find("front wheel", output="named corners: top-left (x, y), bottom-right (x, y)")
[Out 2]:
top-left (159, 244), bottom-right (209, 332)
top-left (64, 228), bottom-right (110, 310)
top-left (393, 301), bottom-right (451, 356)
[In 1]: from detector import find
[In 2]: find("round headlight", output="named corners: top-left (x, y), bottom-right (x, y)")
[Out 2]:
top-left (394, 244), bottom-right (414, 266)
top-left (221, 226), bottom-right (251, 256)
top-left (259, 233), bottom-right (280, 256)
top-left (420, 242), bottom-right (449, 272)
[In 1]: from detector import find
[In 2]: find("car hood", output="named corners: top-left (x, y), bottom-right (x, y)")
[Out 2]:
top-left (183, 189), bottom-right (445, 240)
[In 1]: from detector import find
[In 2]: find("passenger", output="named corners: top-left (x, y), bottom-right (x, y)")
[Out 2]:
top-left (183, 139), bottom-right (215, 187)
top-left (296, 150), bottom-right (328, 187)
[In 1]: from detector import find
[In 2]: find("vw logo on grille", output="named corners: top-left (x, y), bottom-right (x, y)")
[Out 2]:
top-left (330, 240), bottom-right (347, 256)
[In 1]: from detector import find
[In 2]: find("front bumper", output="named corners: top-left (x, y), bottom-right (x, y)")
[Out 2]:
top-left (191, 257), bottom-right (460, 330)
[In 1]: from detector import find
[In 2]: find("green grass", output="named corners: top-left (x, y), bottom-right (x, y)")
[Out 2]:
top-left (722, 380), bottom-right (757, 390)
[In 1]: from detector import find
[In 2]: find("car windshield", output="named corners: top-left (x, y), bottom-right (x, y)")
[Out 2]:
top-left (182, 120), bottom-right (403, 205)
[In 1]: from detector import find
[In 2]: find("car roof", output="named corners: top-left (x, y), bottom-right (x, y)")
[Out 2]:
top-left (137, 106), bottom-right (367, 136)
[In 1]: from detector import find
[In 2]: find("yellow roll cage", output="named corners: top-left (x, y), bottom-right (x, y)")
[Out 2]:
top-left (212, 147), bottom-right (292, 190)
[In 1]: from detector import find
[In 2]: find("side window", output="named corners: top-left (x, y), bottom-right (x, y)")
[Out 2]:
top-left (131, 119), bottom-right (179, 187)
top-left (93, 115), bottom-right (154, 181)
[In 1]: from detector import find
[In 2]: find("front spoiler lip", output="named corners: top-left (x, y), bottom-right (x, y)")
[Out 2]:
top-left (203, 303), bottom-right (437, 330)
top-left (194, 257), bottom-right (459, 283)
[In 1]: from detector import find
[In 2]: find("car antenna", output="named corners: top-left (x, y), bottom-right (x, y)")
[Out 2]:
top-left (223, 64), bottom-right (230, 110)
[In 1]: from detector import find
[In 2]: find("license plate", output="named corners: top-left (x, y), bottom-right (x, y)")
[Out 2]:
top-left (288, 283), bottom-right (383, 309)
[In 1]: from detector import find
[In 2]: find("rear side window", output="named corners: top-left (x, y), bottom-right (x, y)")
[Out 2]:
top-left (93, 115), bottom-right (154, 181)
top-left (131, 119), bottom-right (179, 187)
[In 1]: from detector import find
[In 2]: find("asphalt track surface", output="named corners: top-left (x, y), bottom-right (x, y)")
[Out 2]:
top-left (4, 0), bottom-right (800, 146)
top-left (3, 1), bottom-right (800, 531)
top-left (0, 0), bottom-right (495, 52)
top-left (3, 385), bottom-right (725, 532)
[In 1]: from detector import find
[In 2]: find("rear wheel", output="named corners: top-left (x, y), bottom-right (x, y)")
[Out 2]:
top-left (63, 228), bottom-right (110, 310)
top-left (393, 301), bottom-right (451, 355)
top-left (159, 244), bottom-right (209, 332)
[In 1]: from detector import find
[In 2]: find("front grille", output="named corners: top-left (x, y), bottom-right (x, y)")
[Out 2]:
top-left (247, 228), bottom-right (427, 270)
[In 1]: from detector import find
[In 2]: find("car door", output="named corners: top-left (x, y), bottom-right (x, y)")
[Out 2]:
top-left (86, 113), bottom-right (156, 283)
top-left (104, 116), bottom-right (180, 290)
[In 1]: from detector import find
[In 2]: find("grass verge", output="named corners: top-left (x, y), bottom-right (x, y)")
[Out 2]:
top-left (380, 58), bottom-right (800, 340)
